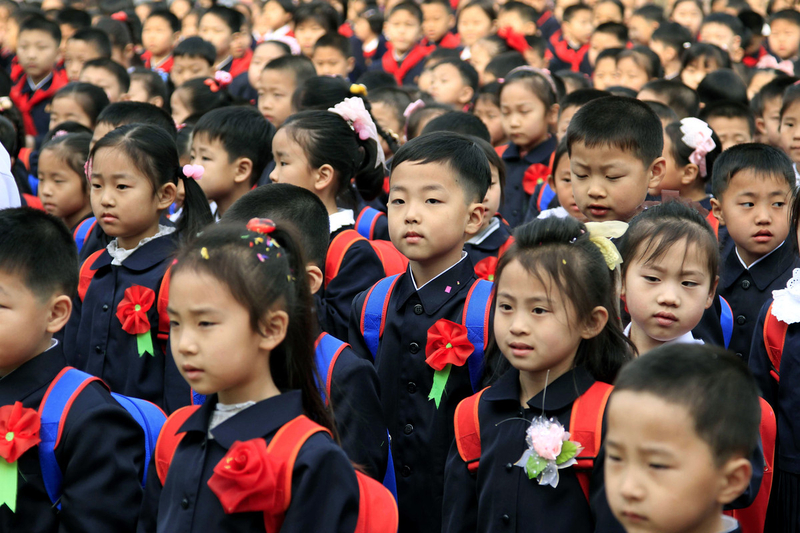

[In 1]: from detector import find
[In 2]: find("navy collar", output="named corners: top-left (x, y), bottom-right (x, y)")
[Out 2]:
top-left (393, 255), bottom-right (476, 316)
top-left (483, 366), bottom-right (595, 412)
top-left (720, 239), bottom-right (798, 291)
top-left (501, 135), bottom-right (557, 165)
top-left (90, 233), bottom-right (178, 272)
top-left (0, 343), bottom-right (65, 405)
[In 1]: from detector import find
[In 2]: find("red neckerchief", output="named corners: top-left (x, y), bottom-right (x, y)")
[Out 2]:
top-left (422, 32), bottom-right (461, 49)
top-left (10, 69), bottom-right (69, 135)
top-left (142, 51), bottom-right (174, 73)
top-left (230, 47), bottom-right (252, 78)
top-left (9, 55), bottom-right (22, 83)
top-left (382, 42), bottom-right (434, 85)
top-left (743, 46), bottom-right (769, 68)
top-left (549, 29), bottom-right (589, 72)
top-left (537, 10), bottom-right (553, 27)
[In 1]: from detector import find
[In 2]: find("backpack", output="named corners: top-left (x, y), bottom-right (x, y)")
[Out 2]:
top-left (720, 295), bottom-right (734, 350)
top-left (325, 229), bottom-right (408, 289)
top-left (72, 216), bottom-right (97, 254)
top-left (453, 381), bottom-right (613, 500)
top-left (155, 408), bottom-right (399, 533)
top-left (355, 206), bottom-right (386, 240)
top-left (359, 275), bottom-right (493, 392)
top-left (314, 332), bottom-right (398, 499)
top-left (38, 367), bottom-right (166, 508)
top-left (763, 301), bottom-right (788, 382)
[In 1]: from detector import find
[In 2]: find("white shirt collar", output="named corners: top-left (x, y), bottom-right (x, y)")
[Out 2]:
top-left (736, 240), bottom-right (784, 270)
top-left (467, 217), bottom-right (500, 245)
top-left (107, 224), bottom-right (176, 266)
top-left (410, 251), bottom-right (468, 291)
top-left (329, 209), bottom-right (355, 234)
top-left (623, 323), bottom-right (704, 347)
top-left (719, 515), bottom-right (738, 533)
top-left (27, 72), bottom-right (52, 92)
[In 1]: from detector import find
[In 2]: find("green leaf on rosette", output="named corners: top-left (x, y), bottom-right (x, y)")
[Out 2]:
top-left (526, 454), bottom-right (547, 479)
top-left (556, 440), bottom-right (579, 465)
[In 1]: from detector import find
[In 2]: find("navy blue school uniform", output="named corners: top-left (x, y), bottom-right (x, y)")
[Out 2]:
top-left (499, 135), bottom-right (557, 228)
top-left (228, 72), bottom-right (257, 104)
top-left (442, 366), bottom-right (597, 533)
top-left (63, 233), bottom-right (191, 413)
top-left (347, 255), bottom-right (482, 533)
top-left (137, 391), bottom-right (360, 533)
top-left (537, 10), bottom-right (561, 42)
top-left (353, 35), bottom-right (388, 73)
top-left (464, 215), bottom-right (513, 267)
top-left (0, 343), bottom-right (145, 532)
top-left (375, 42), bottom-right (433, 86)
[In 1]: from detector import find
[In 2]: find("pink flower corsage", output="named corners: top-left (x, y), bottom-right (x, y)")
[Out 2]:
top-left (328, 97), bottom-right (386, 169)
top-left (514, 416), bottom-right (582, 487)
top-left (214, 70), bottom-right (233, 88)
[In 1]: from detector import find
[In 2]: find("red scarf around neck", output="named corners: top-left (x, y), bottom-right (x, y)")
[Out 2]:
top-left (549, 30), bottom-right (589, 72)
top-left (10, 69), bottom-right (69, 136)
top-left (382, 42), bottom-right (434, 85)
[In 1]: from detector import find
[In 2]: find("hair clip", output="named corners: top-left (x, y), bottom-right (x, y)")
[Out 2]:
top-left (497, 78), bottom-right (505, 84)
top-left (403, 99), bottom-right (425, 118)
top-left (204, 79), bottom-right (220, 92)
top-left (756, 55), bottom-right (795, 76)
top-left (200, 247), bottom-right (210, 260)
top-left (111, 11), bottom-right (128, 22)
top-left (176, 122), bottom-right (186, 132)
top-left (506, 66), bottom-right (558, 95)
top-left (679, 118), bottom-right (716, 178)
top-left (0, 97), bottom-right (12, 111)
top-left (214, 70), bottom-right (233, 88)
top-left (84, 158), bottom-right (92, 180)
top-left (182, 164), bottom-right (204, 180)
top-left (329, 97), bottom-right (386, 169)
top-left (53, 130), bottom-right (68, 138)
top-left (585, 221), bottom-right (628, 270)
top-left (246, 218), bottom-right (276, 235)
top-left (268, 35), bottom-right (301, 55)
top-left (350, 83), bottom-right (368, 97)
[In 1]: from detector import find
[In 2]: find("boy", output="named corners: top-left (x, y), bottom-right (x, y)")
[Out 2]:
top-left (498, 2), bottom-right (538, 36)
top-left (369, 86), bottom-right (412, 157)
top-left (11, 14), bottom-right (68, 138)
top-left (593, 47), bottom-right (622, 90)
top-left (190, 106), bottom-right (274, 218)
top-left (141, 9), bottom-right (181, 75)
top-left (751, 76), bottom-right (798, 146)
top-left (604, 344), bottom-right (759, 533)
top-left (649, 22), bottom-right (693, 79)
top-left (0, 208), bottom-right (145, 532)
top-left (421, 0), bottom-right (459, 48)
top-left (700, 101), bottom-right (755, 151)
top-left (127, 68), bottom-right (167, 109)
top-left (348, 132), bottom-right (489, 533)
top-left (628, 4), bottom-right (662, 46)
top-left (588, 22), bottom-right (627, 66)
top-left (293, 1), bottom-right (339, 58)
top-left (55, 7), bottom-right (90, 57)
top-left (79, 57), bottom-right (129, 103)
top-left (380, 2), bottom-right (432, 86)
top-left (428, 58), bottom-right (478, 110)
top-left (556, 87), bottom-right (608, 140)
top-left (170, 36), bottom-right (215, 88)
top-left (768, 9), bottom-right (800, 63)
top-left (549, 3), bottom-right (594, 75)
top-left (64, 27), bottom-right (111, 81)
top-left (710, 144), bottom-right (799, 362)
top-left (255, 0), bottom-right (295, 41)
top-left (699, 13), bottom-right (746, 64)
top-left (91, 101), bottom-right (176, 151)
top-left (637, 78), bottom-right (700, 120)
top-left (312, 32), bottom-right (356, 79)
top-left (566, 96), bottom-right (666, 222)
top-left (257, 54), bottom-right (316, 128)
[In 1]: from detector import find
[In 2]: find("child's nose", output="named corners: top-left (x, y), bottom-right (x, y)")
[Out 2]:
top-left (618, 468), bottom-right (646, 501)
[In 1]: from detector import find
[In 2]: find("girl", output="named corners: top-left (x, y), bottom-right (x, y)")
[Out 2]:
top-left (748, 68), bottom-right (787, 101)
top-left (170, 74), bottom-right (233, 126)
top-left (619, 201), bottom-right (720, 356)
top-left (404, 100), bottom-right (449, 140)
top-left (779, 84), bottom-right (800, 174)
top-left (458, 0), bottom-right (496, 61)
top-left (354, 7), bottom-right (387, 69)
top-left (680, 43), bottom-right (731, 90)
top-left (48, 82), bottom-right (110, 132)
top-left (474, 81), bottom-right (506, 146)
top-left (470, 35), bottom-right (510, 86)
top-left (181, 8), bottom-right (203, 37)
top-left (498, 67), bottom-right (559, 228)
top-left (537, 138), bottom-right (587, 222)
top-left (670, 0), bottom-right (704, 37)
top-left (63, 124), bottom-right (213, 413)
top-left (138, 220), bottom-right (362, 532)
top-left (616, 46), bottom-right (662, 92)
top-left (37, 131), bottom-right (92, 232)
top-left (198, 6), bottom-right (240, 71)
top-left (442, 216), bottom-right (633, 532)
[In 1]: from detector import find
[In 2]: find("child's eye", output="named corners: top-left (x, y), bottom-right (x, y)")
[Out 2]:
top-left (606, 454), bottom-right (622, 463)
top-left (390, 198), bottom-right (404, 205)
top-left (644, 275), bottom-right (660, 282)
top-left (649, 463), bottom-right (670, 470)
top-left (532, 307), bottom-right (548, 315)
top-left (573, 174), bottom-right (587, 180)
top-left (91, 183), bottom-right (101, 189)
top-left (606, 175), bottom-right (623, 180)
top-left (117, 184), bottom-right (128, 190)
top-left (198, 321), bottom-right (215, 327)
top-left (740, 202), bottom-right (754, 207)
top-left (169, 320), bottom-right (180, 328)
top-left (682, 281), bottom-right (699, 287)
top-left (426, 198), bottom-right (441, 204)
top-left (774, 201), bottom-right (786, 207)
top-left (497, 303), bottom-right (512, 312)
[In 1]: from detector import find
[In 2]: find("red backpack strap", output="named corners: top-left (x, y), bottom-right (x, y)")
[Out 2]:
top-left (154, 405), bottom-right (200, 486)
top-left (498, 236), bottom-right (515, 258)
top-left (569, 382), bottom-right (614, 501)
top-left (78, 249), bottom-right (105, 301)
top-left (369, 240), bottom-right (409, 276)
top-left (763, 302), bottom-right (788, 383)
top-left (325, 230), bottom-right (367, 288)
top-left (157, 263), bottom-right (173, 346)
top-left (454, 388), bottom-right (489, 473)
top-left (353, 470), bottom-right (400, 533)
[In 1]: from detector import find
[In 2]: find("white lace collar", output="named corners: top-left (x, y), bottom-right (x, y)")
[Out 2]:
top-left (329, 209), bottom-right (355, 234)
top-left (107, 225), bottom-right (176, 266)
top-left (771, 268), bottom-right (800, 324)
top-left (623, 323), bottom-right (704, 347)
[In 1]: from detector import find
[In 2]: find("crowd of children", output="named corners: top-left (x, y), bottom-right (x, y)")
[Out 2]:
top-left (2, 0), bottom-right (800, 532)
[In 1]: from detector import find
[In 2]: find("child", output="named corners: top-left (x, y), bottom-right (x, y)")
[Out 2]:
top-left (170, 36), bottom-right (216, 89)
top-left (293, 1), bottom-right (339, 58)
top-left (63, 124), bottom-right (213, 412)
top-left (699, 13), bottom-right (746, 65)
top-left (56, 7), bottom-right (90, 56)
top-left (443, 215), bottom-right (633, 532)
top-left (474, 82), bottom-right (506, 147)
top-left (483, 51), bottom-right (527, 85)
top-left (312, 32), bottom-right (356, 79)
top-left (79, 57), bottom-right (129, 103)
top-left (369, 86), bottom-right (412, 158)
top-left (780, 84), bottom-right (800, 171)
top-left (469, 35), bottom-right (510, 85)
top-left (64, 27), bottom-right (112, 81)
top-left (429, 58), bottom-right (478, 110)
top-left (92, 101), bottom-right (177, 152)
top-left (588, 21), bottom-right (628, 67)
top-left (593, 0), bottom-right (624, 26)
top-left (768, 9), bottom-right (800, 63)
top-left (616, 46), bottom-right (662, 93)
top-left (457, 1), bottom-right (496, 61)
top-left (700, 102), bottom-right (756, 151)
top-left (628, 4), bottom-right (663, 46)
top-left (256, 0), bottom-right (295, 40)
top-left (170, 75), bottom-right (233, 126)
top-left (347, 132), bottom-right (490, 533)
top-left (752, 76), bottom-right (798, 146)
top-left (670, 0), bottom-right (704, 37)
top-left (619, 201), bottom-right (720, 355)
top-left (233, 39), bottom-right (290, 103)
top-left (498, 68), bottom-right (559, 227)
top-left (605, 344), bottom-right (760, 533)
top-left (11, 14), bottom-right (68, 138)
top-left (405, 101), bottom-right (449, 140)
top-left (710, 143), bottom-right (798, 361)
top-left (566, 96), bottom-right (666, 222)
top-left (37, 131), bottom-right (92, 232)
top-left (421, 0), bottom-right (458, 48)
top-left (257, 55), bottom-right (316, 128)
top-left (48, 82), bottom-right (109, 132)
top-left (94, 16), bottom-right (135, 69)
top-left (127, 68), bottom-right (167, 108)
top-left (649, 22), bottom-right (693, 80)
top-left (556, 88), bottom-right (608, 141)
top-left (680, 43), bottom-right (731, 90)
top-left (190, 106), bottom-right (274, 218)
top-left (498, 1), bottom-right (538, 36)
top-left (181, 8), bottom-right (203, 38)
top-left (637, 79), bottom-right (699, 120)
top-left (141, 9), bottom-right (180, 75)
top-left (199, 5), bottom-right (243, 71)
top-left (353, 7), bottom-right (386, 69)
top-left (549, 3), bottom-right (594, 75)
top-left (593, 47), bottom-right (622, 90)
top-left (538, 138), bottom-right (588, 221)
top-left (0, 208), bottom-right (145, 532)
top-left (381, 2), bottom-right (431, 86)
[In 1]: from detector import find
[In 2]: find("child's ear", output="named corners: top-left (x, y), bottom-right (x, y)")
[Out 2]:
top-left (306, 264), bottom-right (323, 294)
top-left (346, 56), bottom-right (355, 74)
top-left (580, 305), bottom-right (609, 339)
top-left (710, 197), bottom-right (725, 226)
top-left (448, 14), bottom-right (456, 29)
top-left (150, 95), bottom-right (165, 108)
top-left (459, 86), bottom-right (475, 105)
top-left (233, 157), bottom-right (254, 185)
top-left (679, 163), bottom-right (699, 186)
top-left (314, 163), bottom-right (336, 194)
top-left (705, 276), bottom-right (719, 309)
top-left (755, 116), bottom-right (767, 136)
top-left (258, 308), bottom-right (289, 350)
top-left (46, 294), bottom-right (72, 334)
top-left (156, 182), bottom-right (178, 210)
top-left (547, 173), bottom-right (556, 190)
top-left (465, 201), bottom-right (486, 237)
top-left (547, 103), bottom-right (560, 129)
top-left (171, 31), bottom-right (181, 47)
top-left (716, 456), bottom-right (752, 506)
top-left (647, 156), bottom-right (666, 190)
top-left (523, 21), bottom-right (536, 35)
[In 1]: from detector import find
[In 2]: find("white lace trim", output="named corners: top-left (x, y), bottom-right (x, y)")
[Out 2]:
top-left (107, 225), bottom-right (176, 266)
top-left (771, 268), bottom-right (800, 324)
top-left (208, 401), bottom-right (257, 439)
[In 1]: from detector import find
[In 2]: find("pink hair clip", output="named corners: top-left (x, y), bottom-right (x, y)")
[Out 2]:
top-left (182, 164), bottom-right (204, 180)
top-left (246, 218), bottom-right (276, 235)
top-left (204, 79), bottom-right (219, 93)
top-left (111, 11), bottom-right (128, 22)
top-left (84, 158), bottom-right (92, 181)
top-left (506, 66), bottom-right (558, 94)
top-left (214, 70), bottom-right (233, 88)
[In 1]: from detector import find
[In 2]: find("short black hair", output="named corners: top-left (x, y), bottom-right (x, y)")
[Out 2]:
top-left (566, 96), bottom-right (663, 167)
top-left (751, 76), bottom-right (798, 117)
top-left (357, 69), bottom-right (398, 90)
top-left (617, 45), bottom-right (663, 79)
top-left (524, 34), bottom-right (547, 58)
top-left (696, 68), bottom-right (748, 107)
top-left (173, 36), bottom-right (216, 65)
top-left (267, 0), bottom-right (298, 16)
top-left (357, 6), bottom-right (384, 35)
top-left (595, 47), bottom-right (623, 65)
top-left (645, 100), bottom-right (678, 123)
top-left (313, 32), bottom-right (352, 58)
top-left (563, 3), bottom-right (592, 22)
top-left (96, 101), bottom-right (177, 138)
top-left (147, 8), bottom-right (180, 33)
top-left (0, 208), bottom-right (78, 299)
top-left (702, 12), bottom-right (746, 38)
top-left (294, 1), bottom-right (340, 32)
top-left (391, 132), bottom-right (491, 203)
top-left (56, 7), bottom-right (92, 30)
top-left (422, 111), bottom-right (491, 143)
top-left (680, 43), bottom-right (731, 74)
top-left (700, 101), bottom-right (755, 137)
top-left (559, 88), bottom-right (609, 116)
top-left (70, 27), bottom-right (112, 58)
top-left (651, 21), bottom-right (692, 51)
top-left (422, 0), bottom-right (454, 12)
top-left (555, 70), bottom-right (591, 92)
top-left (711, 143), bottom-right (795, 199)
top-left (594, 21), bottom-right (628, 43)
top-left (263, 55), bottom-right (317, 88)
top-left (632, 3), bottom-right (664, 23)
top-left (368, 86), bottom-right (412, 130)
top-left (193, 106), bottom-right (275, 186)
top-left (612, 343), bottom-right (760, 464)
top-left (389, 1), bottom-right (423, 24)
top-left (640, 79), bottom-right (699, 119)
top-left (484, 52), bottom-right (526, 82)
top-left (433, 58), bottom-right (479, 92)
top-left (82, 57), bottom-right (130, 93)
top-left (129, 67), bottom-right (167, 102)
top-left (499, 1), bottom-right (536, 22)
top-left (770, 8), bottom-right (800, 28)
top-left (203, 5), bottom-right (245, 33)
top-left (19, 13), bottom-right (61, 44)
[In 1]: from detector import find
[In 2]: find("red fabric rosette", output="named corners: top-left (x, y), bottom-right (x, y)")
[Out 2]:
top-left (425, 319), bottom-right (473, 371)
top-left (474, 257), bottom-right (499, 282)
top-left (0, 402), bottom-right (41, 463)
top-left (523, 163), bottom-right (550, 196)
top-left (116, 285), bottom-right (155, 335)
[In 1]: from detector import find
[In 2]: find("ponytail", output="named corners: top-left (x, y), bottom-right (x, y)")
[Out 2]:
top-left (177, 169), bottom-right (215, 240)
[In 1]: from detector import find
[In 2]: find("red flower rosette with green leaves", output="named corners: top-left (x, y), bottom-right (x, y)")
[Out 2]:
top-left (0, 402), bottom-right (41, 512)
top-left (116, 285), bottom-right (156, 357)
top-left (523, 163), bottom-right (550, 196)
top-left (474, 257), bottom-right (499, 282)
top-left (425, 319), bottom-right (473, 408)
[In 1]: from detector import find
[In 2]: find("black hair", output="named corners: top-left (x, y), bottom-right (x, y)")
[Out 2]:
top-left (640, 79), bottom-right (699, 119)
top-left (696, 69), bottom-right (748, 107)
top-left (484, 52), bottom-right (527, 82)
top-left (422, 111), bottom-right (491, 143)
top-left (171, 220), bottom-right (335, 435)
top-left (389, 1), bottom-right (423, 24)
top-left (222, 183), bottom-right (330, 268)
top-left (781, 83), bottom-right (800, 120)
top-left (751, 76), bottom-right (799, 117)
top-left (90, 124), bottom-right (212, 238)
top-left (264, 55), bottom-right (317, 88)
top-left (612, 343), bottom-right (760, 464)
top-left (487, 216), bottom-right (634, 384)
top-left (555, 70), bottom-right (592, 92)
top-left (563, 3), bottom-right (592, 22)
top-left (433, 58), bottom-right (479, 92)
top-left (313, 32), bottom-right (353, 58)
top-left (405, 102), bottom-right (449, 139)
top-left (193, 106), bottom-right (275, 187)
top-left (173, 36), bottom-right (216, 65)
top-left (175, 77), bottom-right (233, 122)
top-left (552, 136), bottom-right (570, 175)
top-left (357, 69), bottom-right (398, 90)
top-left (770, 8), bottom-right (800, 28)
top-left (40, 132), bottom-right (92, 194)
top-left (499, 1), bottom-right (536, 22)
top-left (96, 101), bottom-right (176, 137)
top-left (267, 0), bottom-right (298, 17)
top-left (70, 27), bottom-right (112, 58)
top-left (57, 7), bottom-right (91, 30)
top-left (94, 17), bottom-right (134, 51)
top-left (711, 142), bottom-right (796, 199)
top-left (605, 86), bottom-right (638, 97)
top-left (617, 45), bottom-right (663, 79)
top-left (357, 6), bottom-right (384, 35)
top-left (594, 22), bottom-right (628, 43)
top-left (82, 57), bottom-right (130, 93)
top-left (476, 80), bottom-right (501, 108)
top-left (680, 43), bottom-right (732, 73)
top-left (595, 0), bottom-right (625, 19)
top-left (567, 96), bottom-right (663, 167)
top-left (0, 116), bottom-right (16, 162)
top-left (294, 1), bottom-right (341, 32)
top-left (423, 47), bottom-right (462, 69)
top-left (645, 100), bottom-right (679, 123)
top-left (667, 119), bottom-right (722, 187)
top-left (53, 83), bottom-right (110, 128)
top-left (422, 0), bottom-right (455, 11)
top-left (0, 208), bottom-right (79, 299)
top-left (368, 86), bottom-right (412, 136)
top-left (391, 132), bottom-right (491, 203)
top-left (146, 8), bottom-right (180, 33)
top-left (19, 13), bottom-right (61, 44)
top-left (702, 12), bottom-right (746, 38)
top-left (258, 39), bottom-right (292, 58)
top-left (472, 135), bottom-right (505, 198)
top-left (699, 101), bottom-right (756, 137)
top-left (0, 101), bottom-right (25, 161)
top-left (559, 88), bottom-right (609, 117)
top-left (632, 3), bottom-right (665, 23)
top-left (651, 21), bottom-right (692, 51)
top-left (524, 34), bottom-right (548, 58)
top-left (595, 47), bottom-right (624, 66)
top-left (475, 35), bottom-right (510, 60)
top-left (499, 67), bottom-right (559, 109)
top-left (129, 67), bottom-right (167, 103)
top-left (202, 5), bottom-right (244, 33)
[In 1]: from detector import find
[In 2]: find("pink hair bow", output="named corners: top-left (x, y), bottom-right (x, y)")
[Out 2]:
top-left (182, 164), bottom-right (204, 180)
top-left (329, 97), bottom-right (386, 169)
top-left (214, 71), bottom-right (233, 88)
top-left (111, 11), bottom-right (128, 22)
top-left (756, 55), bottom-right (795, 76)
top-left (680, 118), bottom-right (716, 178)
top-left (403, 99), bottom-right (425, 118)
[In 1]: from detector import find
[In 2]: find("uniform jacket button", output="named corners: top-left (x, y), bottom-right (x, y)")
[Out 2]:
top-left (409, 342), bottom-right (420, 354)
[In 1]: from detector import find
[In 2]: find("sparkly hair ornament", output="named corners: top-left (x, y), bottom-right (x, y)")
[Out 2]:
top-left (111, 11), bottom-right (128, 22)
top-left (350, 83), bottom-right (368, 97)
top-left (244, 218), bottom-right (285, 265)
top-left (214, 70), bottom-right (233, 88)
top-left (679, 117), bottom-right (716, 178)
top-left (328, 97), bottom-right (386, 169)
top-left (584, 221), bottom-right (628, 270)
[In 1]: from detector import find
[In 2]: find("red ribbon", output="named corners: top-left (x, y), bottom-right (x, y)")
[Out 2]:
top-left (207, 439), bottom-right (284, 515)
top-left (498, 27), bottom-right (531, 54)
top-left (116, 285), bottom-right (155, 336)
top-left (425, 319), bottom-right (473, 371)
top-left (0, 402), bottom-right (41, 464)
top-left (548, 30), bottom-right (589, 72)
top-left (9, 69), bottom-right (69, 136)
top-left (382, 42), bottom-right (435, 85)
top-left (474, 257), bottom-right (499, 282)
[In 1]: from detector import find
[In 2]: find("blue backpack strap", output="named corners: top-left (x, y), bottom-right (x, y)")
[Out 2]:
top-left (360, 274), bottom-right (401, 359)
top-left (110, 393), bottom-right (166, 487)
top-left (72, 216), bottom-right (96, 253)
top-left (314, 332), bottom-right (348, 404)
top-left (462, 280), bottom-right (493, 392)
top-left (719, 295), bottom-right (733, 349)
top-left (537, 183), bottom-right (556, 212)
top-left (356, 207), bottom-right (385, 240)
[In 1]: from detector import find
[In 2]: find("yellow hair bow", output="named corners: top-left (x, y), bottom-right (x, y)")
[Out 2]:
top-left (350, 83), bottom-right (368, 97)
top-left (585, 221), bottom-right (628, 270)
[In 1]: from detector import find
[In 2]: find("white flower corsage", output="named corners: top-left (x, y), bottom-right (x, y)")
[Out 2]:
top-left (514, 416), bottom-right (582, 488)
top-left (585, 221), bottom-right (628, 270)
top-left (771, 268), bottom-right (800, 324)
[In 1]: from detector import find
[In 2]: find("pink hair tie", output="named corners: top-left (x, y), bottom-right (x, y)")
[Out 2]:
top-left (757, 55), bottom-right (795, 76)
top-left (214, 70), bottom-right (232, 88)
top-left (182, 164), bottom-right (204, 180)
top-left (53, 130), bottom-right (68, 138)
top-left (679, 118), bottom-right (716, 178)
top-left (111, 11), bottom-right (128, 22)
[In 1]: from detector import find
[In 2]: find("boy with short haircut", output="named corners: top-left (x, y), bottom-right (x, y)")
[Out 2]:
top-left (91, 101), bottom-right (176, 149)
top-left (588, 21), bottom-right (627, 66)
top-left (637, 78), bottom-right (700, 119)
top-left (141, 9), bottom-right (181, 75)
top-left (79, 57), bottom-right (130, 103)
top-left (751, 76), bottom-right (798, 145)
top-left (649, 22), bottom-right (692, 79)
top-left (700, 101), bottom-right (755, 151)
top-left (0, 208), bottom-right (145, 532)
top-left (170, 36), bottom-right (215, 88)
top-left (524, 34), bottom-right (551, 68)
top-left (699, 13), bottom-right (746, 64)
top-left (498, 1), bottom-right (538, 36)
top-left (55, 7), bottom-right (90, 55)
top-left (127, 67), bottom-right (167, 108)
top-left (710, 143), bottom-right (799, 362)
top-left (348, 132), bottom-right (490, 533)
top-left (190, 106), bottom-right (274, 218)
top-left (549, 3), bottom-right (594, 75)
top-left (768, 9), bottom-right (800, 62)
top-left (421, 0), bottom-right (459, 48)
top-left (428, 57), bottom-right (478, 109)
top-left (312, 32), bottom-right (356, 79)
top-left (257, 54), bottom-right (316, 128)
top-left (380, 1), bottom-right (432, 86)
top-left (11, 14), bottom-right (68, 138)
top-left (604, 343), bottom-right (760, 533)
top-left (293, 1), bottom-right (339, 57)
top-left (628, 4), bottom-right (663, 46)
top-left (64, 27), bottom-right (111, 81)
top-left (556, 87), bottom-right (608, 140)
top-left (566, 96), bottom-right (666, 222)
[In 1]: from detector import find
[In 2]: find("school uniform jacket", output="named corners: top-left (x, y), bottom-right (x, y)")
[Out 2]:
top-left (229, 72), bottom-right (257, 104)
top-left (63, 234), bottom-right (191, 413)
top-left (464, 216), bottom-right (513, 267)
top-left (137, 391), bottom-right (360, 533)
top-left (442, 366), bottom-right (597, 533)
top-left (375, 42), bottom-right (434, 86)
top-left (347, 255), bottom-right (482, 533)
top-left (10, 70), bottom-right (69, 137)
top-left (0, 344), bottom-right (145, 532)
top-left (500, 135), bottom-right (557, 228)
